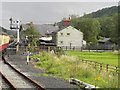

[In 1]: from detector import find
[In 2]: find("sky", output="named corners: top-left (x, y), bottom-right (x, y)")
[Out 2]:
top-left (0, 1), bottom-right (119, 29)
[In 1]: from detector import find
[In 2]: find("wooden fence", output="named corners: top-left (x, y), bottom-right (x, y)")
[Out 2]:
top-left (61, 44), bottom-right (119, 51)
top-left (79, 59), bottom-right (120, 73)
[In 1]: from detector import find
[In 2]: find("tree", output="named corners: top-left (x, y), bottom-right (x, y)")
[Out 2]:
top-left (24, 26), bottom-right (40, 46)
top-left (110, 13), bottom-right (120, 45)
top-left (70, 18), bottom-right (79, 27)
top-left (76, 18), bottom-right (101, 44)
top-left (98, 17), bottom-right (113, 38)
top-left (24, 26), bottom-right (40, 38)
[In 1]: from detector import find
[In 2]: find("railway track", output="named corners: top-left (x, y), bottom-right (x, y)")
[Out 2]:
top-left (1, 56), bottom-right (45, 89)
top-left (0, 72), bottom-right (16, 89)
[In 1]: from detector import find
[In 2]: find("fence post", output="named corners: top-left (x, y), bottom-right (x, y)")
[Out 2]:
top-left (100, 63), bottom-right (102, 71)
top-left (82, 59), bottom-right (83, 63)
top-left (95, 62), bottom-right (96, 69)
top-left (90, 61), bottom-right (92, 66)
top-left (116, 66), bottom-right (118, 72)
top-left (106, 64), bottom-right (108, 72)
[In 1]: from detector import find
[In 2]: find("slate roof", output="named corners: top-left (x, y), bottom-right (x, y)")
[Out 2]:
top-left (52, 26), bottom-right (69, 33)
top-left (20, 24), bottom-right (59, 36)
top-left (52, 26), bottom-right (83, 34)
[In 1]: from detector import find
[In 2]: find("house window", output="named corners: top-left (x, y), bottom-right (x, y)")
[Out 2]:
top-left (61, 33), bottom-right (63, 35)
top-left (60, 41), bottom-right (63, 44)
top-left (67, 33), bottom-right (70, 35)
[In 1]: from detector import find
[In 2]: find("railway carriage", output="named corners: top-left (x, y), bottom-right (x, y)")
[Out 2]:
top-left (0, 34), bottom-right (10, 51)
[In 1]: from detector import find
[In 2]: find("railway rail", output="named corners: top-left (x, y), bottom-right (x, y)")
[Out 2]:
top-left (1, 56), bottom-right (45, 89)
top-left (0, 72), bottom-right (16, 89)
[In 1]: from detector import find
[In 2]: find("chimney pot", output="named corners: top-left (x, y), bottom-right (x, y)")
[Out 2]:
top-left (54, 22), bottom-right (57, 26)
top-left (63, 17), bottom-right (71, 26)
top-left (30, 22), bottom-right (34, 26)
top-left (69, 17), bottom-right (71, 20)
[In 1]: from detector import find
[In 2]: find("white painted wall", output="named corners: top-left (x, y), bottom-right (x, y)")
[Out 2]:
top-left (57, 26), bottom-right (83, 47)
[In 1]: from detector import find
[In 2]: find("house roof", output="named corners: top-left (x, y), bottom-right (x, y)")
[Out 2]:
top-left (20, 24), bottom-right (59, 36)
top-left (35, 24), bottom-right (59, 36)
top-left (52, 26), bottom-right (83, 34)
top-left (52, 26), bottom-right (69, 33)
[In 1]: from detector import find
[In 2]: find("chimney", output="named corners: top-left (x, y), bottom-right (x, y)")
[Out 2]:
top-left (63, 18), bottom-right (66, 20)
top-left (54, 22), bottom-right (58, 27)
top-left (69, 17), bottom-right (70, 20)
top-left (30, 21), bottom-right (34, 26)
top-left (63, 17), bottom-right (71, 27)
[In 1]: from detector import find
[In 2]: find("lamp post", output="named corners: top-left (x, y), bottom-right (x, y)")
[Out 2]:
top-left (9, 17), bottom-right (20, 52)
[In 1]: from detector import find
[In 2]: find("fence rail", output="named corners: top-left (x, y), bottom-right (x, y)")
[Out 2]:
top-left (80, 59), bottom-right (120, 73)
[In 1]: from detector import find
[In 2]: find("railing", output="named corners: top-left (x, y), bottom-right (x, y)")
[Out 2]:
top-left (8, 46), bottom-right (58, 54)
top-left (79, 59), bottom-right (120, 73)
top-left (60, 45), bottom-right (119, 51)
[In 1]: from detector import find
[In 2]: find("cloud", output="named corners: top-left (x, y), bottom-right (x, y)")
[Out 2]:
top-left (1, 2), bottom-right (118, 29)
top-left (1, 0), bottom-right (120, 2)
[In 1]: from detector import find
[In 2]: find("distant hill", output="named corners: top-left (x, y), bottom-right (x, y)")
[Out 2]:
top-left (81, 6), bottom-right (119, 19)
top-left (57, 6), bottom-right (119, 28)
top-left (0, 26), bottom-right (16, 37)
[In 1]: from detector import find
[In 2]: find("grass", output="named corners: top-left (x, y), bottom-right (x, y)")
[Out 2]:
top-left (66, 51), bottom-right (119, 66)
top-left (30, 51), bottom-right (118, 88)
top-left (36, 73), bottom-right (49, 77)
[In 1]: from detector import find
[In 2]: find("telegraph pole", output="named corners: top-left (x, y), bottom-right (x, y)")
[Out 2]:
top-left (9, 17), bottom-right (20, 53)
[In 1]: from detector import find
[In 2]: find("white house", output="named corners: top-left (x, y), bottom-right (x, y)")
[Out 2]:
top-left (52, 26), bottom-right (83, 51)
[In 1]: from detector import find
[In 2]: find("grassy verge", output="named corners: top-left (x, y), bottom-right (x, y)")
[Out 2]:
top-left (30, 51), bottom-right (118, 88)
top-left (66, 51), bottom-right (119, 66)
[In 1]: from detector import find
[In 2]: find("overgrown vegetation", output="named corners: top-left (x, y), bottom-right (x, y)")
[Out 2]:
top-left (30, 51), bottom-right (118, 88)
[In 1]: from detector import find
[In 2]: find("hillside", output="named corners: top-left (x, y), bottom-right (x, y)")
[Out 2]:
top-left (58, 6), bottom-right (119, 28)
top-left (0, 26), bottom-right (16, 36)
top-left (81, 6), bottom-right (119, 18)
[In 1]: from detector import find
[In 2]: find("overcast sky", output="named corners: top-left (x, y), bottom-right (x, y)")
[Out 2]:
top-left (0, 1), bottom-right (119, 29)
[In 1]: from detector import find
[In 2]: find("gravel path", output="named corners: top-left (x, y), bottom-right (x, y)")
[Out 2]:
top-left (1, 59), bottom-right (35, 88)
top-left (7, 54), bottom-right (80, 89)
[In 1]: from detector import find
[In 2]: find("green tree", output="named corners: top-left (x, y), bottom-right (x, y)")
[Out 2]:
top-left (76, 18), bottom-right (101, 44)
top-left (98, 17), bottom-right (113, 38)
top-left (24, 26), bottom-right (40, 38)
top-left (24, 26), bottom-right (40, 46)
top-left (110, 13), bottom-right (120, 45)
top-left (70, 18), bottom-right (79, 27)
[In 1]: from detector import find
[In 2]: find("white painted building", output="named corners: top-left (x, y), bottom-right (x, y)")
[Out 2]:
top-left (52, 26), bottom-right (83, 51)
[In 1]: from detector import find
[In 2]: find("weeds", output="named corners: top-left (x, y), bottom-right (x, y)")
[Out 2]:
top-left (31, 51), bottom-right (118, 88)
